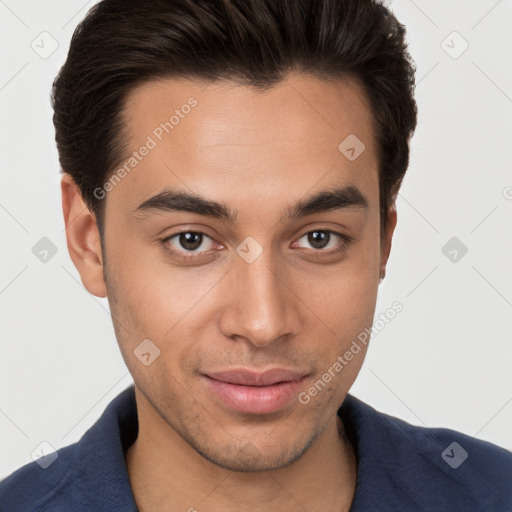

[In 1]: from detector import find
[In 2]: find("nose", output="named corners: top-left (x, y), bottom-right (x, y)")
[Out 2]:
top-left (218, 246), bottom-right (301, 348)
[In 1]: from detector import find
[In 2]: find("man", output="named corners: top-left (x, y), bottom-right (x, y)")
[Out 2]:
top-left (1, 0), bottom-right (510, 510)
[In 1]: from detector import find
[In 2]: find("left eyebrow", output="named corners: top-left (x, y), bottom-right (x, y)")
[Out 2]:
top-left (133, 184), bottom-right (368, 221)
top-left (287, 184), bottom-right (369, 219)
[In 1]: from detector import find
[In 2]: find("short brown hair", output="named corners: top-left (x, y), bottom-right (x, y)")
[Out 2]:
top-left (52, 0), bottom-right (417, 237)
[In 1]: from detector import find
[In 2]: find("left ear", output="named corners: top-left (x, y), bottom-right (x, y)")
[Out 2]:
top-left (379, 203), bottom-right (397, 281)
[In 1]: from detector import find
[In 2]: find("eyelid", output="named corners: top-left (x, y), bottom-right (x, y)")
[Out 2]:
top-left (292, 229), bottom-right (352, 251)
top-left (161, 229), bottom-right (222, 257)
top-left (161, 226), bottom-right (352, 260)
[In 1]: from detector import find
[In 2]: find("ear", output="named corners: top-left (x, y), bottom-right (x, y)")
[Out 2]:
top-left (379, 203), bottom-right (397, 281)
top-left (61, 173), bottom-right (107, 297)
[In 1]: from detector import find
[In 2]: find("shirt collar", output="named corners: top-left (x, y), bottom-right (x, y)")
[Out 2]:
top-left (66, 384), bottom-right (139, 511)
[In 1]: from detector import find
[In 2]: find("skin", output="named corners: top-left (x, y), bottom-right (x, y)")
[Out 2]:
top-left (61, 72), bottom-right (397, 512)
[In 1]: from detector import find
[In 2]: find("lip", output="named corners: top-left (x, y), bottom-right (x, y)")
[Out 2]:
top-left (202, 368), bottom-right (308, 415)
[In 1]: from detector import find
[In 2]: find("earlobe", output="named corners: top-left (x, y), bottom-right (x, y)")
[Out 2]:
top-left (380, 204), bottom-right (397, 281)
top-left (61, 173), bottom-right (107, 298)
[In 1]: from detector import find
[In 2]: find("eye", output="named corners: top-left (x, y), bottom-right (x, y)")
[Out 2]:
top-left (161, 228), bottom-right (352, 262)
top-left (292, 230), bottom-right (351, 254)
top-left (162, 231), bottom-right (219, 258)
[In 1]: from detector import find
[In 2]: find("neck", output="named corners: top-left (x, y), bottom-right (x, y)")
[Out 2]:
top-left (125, 392), bottom-right (357, 512)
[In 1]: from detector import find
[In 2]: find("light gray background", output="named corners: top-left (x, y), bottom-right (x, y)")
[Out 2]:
top-left (1, 0), bottom-right (511, 480)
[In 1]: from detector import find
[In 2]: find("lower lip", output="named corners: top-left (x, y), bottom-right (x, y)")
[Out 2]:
top-left (203, 375), bottom-right (307, 414)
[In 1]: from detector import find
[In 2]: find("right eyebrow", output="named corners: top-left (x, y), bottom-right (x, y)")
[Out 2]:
top-left (133, 189), bottom-right (238, 222)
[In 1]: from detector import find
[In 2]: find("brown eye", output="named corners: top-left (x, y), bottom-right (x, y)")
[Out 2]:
top-left (294, 230), bottom-right (350, 252)
top-left (162, 231), bottom-right (216, 257)
top-left (305, 231), bottom-right (331, 250)
top-left (177, 232), bottom-right (203, 251)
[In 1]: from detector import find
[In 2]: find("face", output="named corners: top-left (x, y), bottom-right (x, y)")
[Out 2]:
top-left (66, 72), bottom-right (395, 472)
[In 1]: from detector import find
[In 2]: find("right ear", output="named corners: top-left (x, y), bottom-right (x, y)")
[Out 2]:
top-left (61, 173), bottom-right (107, 298)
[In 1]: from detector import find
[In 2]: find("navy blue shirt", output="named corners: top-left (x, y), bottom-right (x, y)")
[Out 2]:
top-left (1, 384), bottom-right (511, 511)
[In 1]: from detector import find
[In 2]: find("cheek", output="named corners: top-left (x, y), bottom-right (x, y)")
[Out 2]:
top-left (106, 237), bottom-right (217, 334)
top-left (104, 242), bottom-right (228, 387)
top-left (294, 237), bottom-right (380, 331)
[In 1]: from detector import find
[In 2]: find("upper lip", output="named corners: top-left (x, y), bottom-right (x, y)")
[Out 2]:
top-left (205, 368), bottom-right (308, 386)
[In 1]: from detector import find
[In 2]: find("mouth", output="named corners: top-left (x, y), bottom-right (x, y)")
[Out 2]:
top-left (202, 368), bottom-right (309, 415)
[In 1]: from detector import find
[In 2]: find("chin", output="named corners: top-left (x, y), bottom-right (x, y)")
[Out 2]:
top-left (189, 430), bottom-right (319, 473)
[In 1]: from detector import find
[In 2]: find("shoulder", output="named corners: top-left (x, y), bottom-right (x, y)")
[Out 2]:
top-left (391, 418), bottom-right (512, 510)
top-left (340, 394), bottom-right (512, 511)
top-left (0, 385), bottom-right (138, 512)
top-left (0, 444), bottom-right (82, 512)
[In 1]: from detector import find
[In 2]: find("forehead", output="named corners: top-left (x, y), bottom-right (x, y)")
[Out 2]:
top-left (112, 72), bottom-right (379, 214)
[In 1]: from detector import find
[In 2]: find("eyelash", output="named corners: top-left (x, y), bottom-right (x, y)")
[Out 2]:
top-left (160, 229), bottom-right (352, 261)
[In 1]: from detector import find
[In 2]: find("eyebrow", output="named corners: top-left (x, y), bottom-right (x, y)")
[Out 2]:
top-left (133, 184), bottom-right (368, 222)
